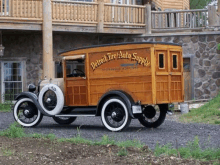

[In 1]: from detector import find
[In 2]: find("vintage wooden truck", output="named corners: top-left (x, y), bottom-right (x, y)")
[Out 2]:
top-left (13, 42), bottom-right (184, 132)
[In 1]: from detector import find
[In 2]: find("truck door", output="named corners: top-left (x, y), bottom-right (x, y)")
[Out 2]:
top-left (63, 55), bottom-right (88, 106)
top-left (155, 50), bottom-right (183, 104)
top-left (155, 50), bottom-right (170, 103)
top-left (169, 50), bottom-right (184, 102)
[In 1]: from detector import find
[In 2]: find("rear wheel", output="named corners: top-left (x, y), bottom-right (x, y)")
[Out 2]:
top-left (13, 98), bottom-right (43, 127)
top-left (101, 97), bottom-right (131, 132)
top-left (138, 105), bottom-right (166, 128)
top-left (53, 117), bottom-right (77, 125)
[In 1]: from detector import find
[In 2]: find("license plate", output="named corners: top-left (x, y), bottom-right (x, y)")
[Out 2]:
top-left (132, 105), bottom-right (142, 114)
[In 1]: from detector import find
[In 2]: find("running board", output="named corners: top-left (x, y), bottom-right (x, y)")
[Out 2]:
top-left (55, 114), bottom-right (96, 117)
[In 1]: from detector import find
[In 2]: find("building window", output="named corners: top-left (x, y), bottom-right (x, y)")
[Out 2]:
top-left (1, 62), bottom-right (23, 102)
top-left (159, 54), bottom-right (164, 69)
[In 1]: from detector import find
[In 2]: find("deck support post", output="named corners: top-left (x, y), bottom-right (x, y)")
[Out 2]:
top-left (145, 4), bottom-right (151, 34)
top-left (42, 0), bottom-right (54, 79)
top-left (208, 5), bottom-right (220, 27)
top-left (97, 0), bottom-right (104, 33)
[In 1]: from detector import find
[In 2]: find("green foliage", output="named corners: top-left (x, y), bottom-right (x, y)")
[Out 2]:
top-left (0, 103), bottom-right (11, 112)
top-left (58, 134), bottom-right (93, 145)
top-left (190, 0), bottom-right (212, 9)
top-left (117, 147), bottom-right (128, 156)
top-left (1, 147), bottom-right (14, 156)
top-left (0, 123), bottom-right (25, 138)
top-left (180, 94), bottom-right (220, 124)
top-left (154, 136), bottom-right (220, 161)
top-left (218, 43), bottom-right (220, 50)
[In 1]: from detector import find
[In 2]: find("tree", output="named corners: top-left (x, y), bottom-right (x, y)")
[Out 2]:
top-left (190, 0), bottom-right (213, 9)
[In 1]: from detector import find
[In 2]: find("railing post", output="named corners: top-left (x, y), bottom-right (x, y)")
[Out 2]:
top-left (97, 0), bottom-right (104, 33)
top-left (145, 4), bottom-right (151, 34)
top-left (208, 5), bottom-right (220, 27)
top-left (42, 0), bottom-right (54, 79)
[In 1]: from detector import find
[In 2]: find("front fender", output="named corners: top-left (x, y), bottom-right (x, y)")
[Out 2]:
top-left (15, 92), bottom-right (53, 117)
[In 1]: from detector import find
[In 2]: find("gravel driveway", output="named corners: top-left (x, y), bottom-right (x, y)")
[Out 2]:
top-left (0, 112), bottom-right (220, 150)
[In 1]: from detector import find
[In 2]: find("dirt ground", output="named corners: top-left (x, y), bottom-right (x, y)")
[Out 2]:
top-left (0, 136), bottom-right (218, 165)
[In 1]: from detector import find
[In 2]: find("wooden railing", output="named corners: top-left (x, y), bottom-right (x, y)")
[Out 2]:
top-left (52, 0), bottom-right (98, 24)
top-left (0, 0), bottom-right (43, 19)
top-left (104, 3), bottom-right (145, 27)
top-left (0, 1), bottom-right (215, 34)
top-left (152, 9), bottom-right (208, 30)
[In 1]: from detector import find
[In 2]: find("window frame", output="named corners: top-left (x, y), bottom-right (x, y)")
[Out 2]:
top-left (172, 54), bottom-right (178, 70)
top-left (158, 53), bottom-right (165, 69)
top-left (1, 61), bottom-right (24, 103)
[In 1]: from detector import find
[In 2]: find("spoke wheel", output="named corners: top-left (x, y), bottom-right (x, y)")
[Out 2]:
top-left (13, 98), bottom-right (43, 127)
top-left (138, 105), bottom-right (166, 128)
top-left (53, 117), bottom-right (77, 125)
top-left (101, 97), bottom-right (131, 132)
top-left (42, 90), bottom-right (57, 111)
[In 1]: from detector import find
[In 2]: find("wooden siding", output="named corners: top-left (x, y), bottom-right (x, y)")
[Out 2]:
top-left (153, 0), bottom-right (189, 11)
top-left (183, 0), bottom-right (190, 10)
top-left (153, 0), bottom-right (163, 10)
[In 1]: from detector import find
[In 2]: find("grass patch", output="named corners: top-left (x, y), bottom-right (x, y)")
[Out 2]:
top-left (1, 147), bottom-right (14, 156)
top-left (0, 123), bottom-right (26, 138)
top-left (1, 124), bottom-right (220, 161)
top-left (180, 94), bottom-right (220, 124)
top-left (117, 147), bottom-right (128, 156)
top-left (154, 136), bottom-right (220, 161)
top-left (59, 134), bottom-right (144, 149)
top-left (0, 103), bottom-right (11, 112)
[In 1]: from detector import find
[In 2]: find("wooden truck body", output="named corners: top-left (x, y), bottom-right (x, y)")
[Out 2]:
top-left (61, 42), bottom-right (184, 106)
top-left (13, 42), bottom-right (184, 132)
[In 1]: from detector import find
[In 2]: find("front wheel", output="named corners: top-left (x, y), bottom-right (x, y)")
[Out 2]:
top-left (13, 98), bottom-right (43, 127)
top-left (138, 105), bottom-right (166, 128)
top-left (101, 97), bottom-right (131, 132)
top-left (53, 117), bottom-right (77, 125)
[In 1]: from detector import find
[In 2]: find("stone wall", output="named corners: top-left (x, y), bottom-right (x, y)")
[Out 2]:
top-left (127, 34), bottom-right (220, 100)
top-left (1, 31), bottom-right (220, 102)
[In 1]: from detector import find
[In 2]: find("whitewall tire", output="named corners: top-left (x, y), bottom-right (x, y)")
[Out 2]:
top-left (13, 98), bottom-right (43, 127)
top-left (39, 84), bottom-right (64, 116)
top-left (101, 97), bottom-right (131, 132)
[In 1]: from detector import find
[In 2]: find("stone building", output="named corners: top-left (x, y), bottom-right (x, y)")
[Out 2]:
top-left (0, 0), bottom-right (219, 103)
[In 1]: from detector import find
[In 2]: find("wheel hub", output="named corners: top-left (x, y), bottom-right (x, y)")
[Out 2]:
top-left (111, 108), bottom-right (124, 122)
top-left (23, 106), bottom-right (35, 118)
top-left (143, 106), bottom-right (156, 119)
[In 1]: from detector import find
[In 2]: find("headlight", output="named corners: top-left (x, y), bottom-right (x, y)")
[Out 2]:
top-left (28, 84), bottom-right (36, 92)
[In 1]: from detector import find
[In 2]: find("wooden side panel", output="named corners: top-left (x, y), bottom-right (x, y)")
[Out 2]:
top-left (65, 78), bottom-right (87, 106)
top-left (88, 48), bottom-right (152, 105)
top-left (156, 75), bottom-right (169, 103)
top-left (170, 75), bottom-right (182, 101)
top-left (90, 76), bottom-right (152, 105)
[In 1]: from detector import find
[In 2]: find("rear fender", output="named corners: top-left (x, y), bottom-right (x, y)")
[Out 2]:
top-left (97, 90), bottom-right (135, 118)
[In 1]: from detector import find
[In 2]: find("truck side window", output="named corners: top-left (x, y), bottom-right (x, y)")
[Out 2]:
top-left (66, 60), bottom-right (85, 77)
top-left (173, 55), bottom-right (177, 69)
top-left (159, 54), bottom-right (164, 68)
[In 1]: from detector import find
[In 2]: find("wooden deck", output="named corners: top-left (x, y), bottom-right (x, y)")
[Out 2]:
top-left (0, 0), bottom-right (145, 34)
top-left (0, 0), bottom-right (213, 34)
